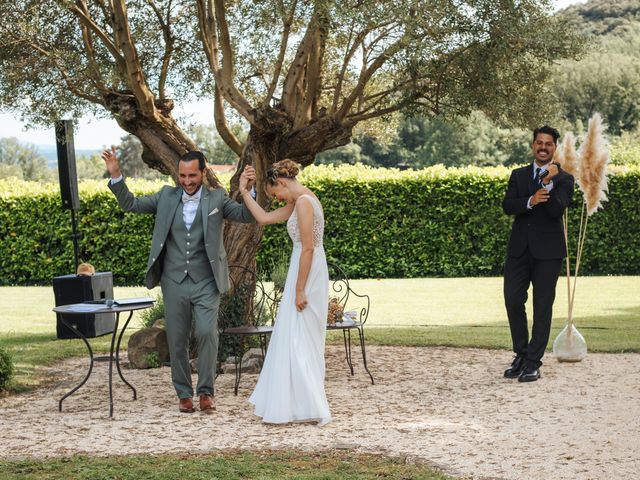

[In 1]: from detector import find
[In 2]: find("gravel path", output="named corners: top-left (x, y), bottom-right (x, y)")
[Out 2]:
top-left (1, 345), bottom-right (638, 480)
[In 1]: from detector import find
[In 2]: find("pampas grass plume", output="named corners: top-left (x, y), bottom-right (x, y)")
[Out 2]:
top-left (577, 113), bottom-right (609, 216)
top-left (558, 132), bottom-right (579, 179)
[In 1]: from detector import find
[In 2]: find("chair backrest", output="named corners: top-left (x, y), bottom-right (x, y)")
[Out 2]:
top-left (327, 262), bottom-right (370, 325)
top-left (219, 264), bottom-right (272, 329)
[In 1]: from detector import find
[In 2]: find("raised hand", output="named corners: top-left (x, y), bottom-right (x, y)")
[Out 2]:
top-left (543, 163), bottom-right (560, 183)
top-left (239, 165), bottom-right (256, 193)
top-left (101, 146), bottom-right (121, 179)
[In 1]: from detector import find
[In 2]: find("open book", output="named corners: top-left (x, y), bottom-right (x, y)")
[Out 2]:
top-left (84, 297), bottom-right (155, 306)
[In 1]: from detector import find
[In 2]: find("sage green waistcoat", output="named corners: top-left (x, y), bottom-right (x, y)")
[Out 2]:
top-left (162, 201), bottom-right (213, 284)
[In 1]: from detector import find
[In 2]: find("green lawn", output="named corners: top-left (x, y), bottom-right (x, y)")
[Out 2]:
top-left (1, 276), bottom-right (639, 392)
top-left (0, 451), bottom-right (453, 480)
top-left (341, 276), bottom-right (640, 351)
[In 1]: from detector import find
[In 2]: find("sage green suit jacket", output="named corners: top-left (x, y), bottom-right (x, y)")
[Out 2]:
top-left (109, 179), bottom-right (254, 292)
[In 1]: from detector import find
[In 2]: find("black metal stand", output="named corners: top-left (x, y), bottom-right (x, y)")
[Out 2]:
top-left (339, 326), bottom-right (375, 385)
top-left (70, 209), bottom-right (80, 271)
top-left (58, 310), bottom-right (137, 417)
top-left (229, 331), bottom-right (270, 396)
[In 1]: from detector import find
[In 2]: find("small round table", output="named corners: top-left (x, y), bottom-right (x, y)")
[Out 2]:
top-left (53, 302), bottom-right (153, 418)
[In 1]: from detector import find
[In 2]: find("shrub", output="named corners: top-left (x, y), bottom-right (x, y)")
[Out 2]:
top-left (0, 348), bottom-right (14, 391)
top-left (138, 294), bottom-right (165, 328)
top-left (1, 164), bottom-right (639, 285)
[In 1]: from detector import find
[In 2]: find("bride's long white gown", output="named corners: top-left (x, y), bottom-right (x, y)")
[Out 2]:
top-left (249, 194), bottom-right (331, 425)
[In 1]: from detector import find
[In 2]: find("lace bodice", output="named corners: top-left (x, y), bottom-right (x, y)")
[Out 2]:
top-left (287, 194), bottom-right (324, 247)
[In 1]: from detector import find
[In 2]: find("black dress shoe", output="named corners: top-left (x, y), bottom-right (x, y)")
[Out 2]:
top-left (518, 365), bottom-right (541, 382)
top-left (504, 355), bottom-right (526, 378)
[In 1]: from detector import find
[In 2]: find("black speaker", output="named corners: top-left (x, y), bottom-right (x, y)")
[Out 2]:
top-left (55, 120), bottom-right (80, 211)
top-left (53, 272), bottom-right (116, 339)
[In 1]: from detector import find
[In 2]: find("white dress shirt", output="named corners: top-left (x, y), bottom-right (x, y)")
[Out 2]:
top-left (181, 186), bottom-right (202, 230)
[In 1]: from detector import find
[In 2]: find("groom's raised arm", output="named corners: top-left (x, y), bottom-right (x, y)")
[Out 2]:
top-left (103, 147), bottom-right (161, 214)
top-left (108, 178), bottom-right (162, 214)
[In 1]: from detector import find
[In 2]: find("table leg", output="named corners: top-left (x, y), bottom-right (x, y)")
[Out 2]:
top-left (108, 312), bottom-right (120, 418)
top-left (115, 311), bottom-right (137, 400)
top-left (58, 317), bottom-right (94, 412)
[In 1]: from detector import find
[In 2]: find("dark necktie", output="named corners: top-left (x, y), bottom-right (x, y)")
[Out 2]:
top-left (535, 168), bottom-right (542, 188)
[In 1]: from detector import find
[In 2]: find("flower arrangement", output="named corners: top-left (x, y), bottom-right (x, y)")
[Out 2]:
top-left (553, 113), bottom-right (610, 362)
top-left (327, 297), bottom-right (344, 325)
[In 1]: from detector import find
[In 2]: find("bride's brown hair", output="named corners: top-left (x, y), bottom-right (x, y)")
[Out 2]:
top-left (266, 159), bottom-right (299, 185)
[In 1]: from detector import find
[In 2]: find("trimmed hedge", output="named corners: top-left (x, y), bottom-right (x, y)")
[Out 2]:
top-left (1, 164), bottom-right (639, 286)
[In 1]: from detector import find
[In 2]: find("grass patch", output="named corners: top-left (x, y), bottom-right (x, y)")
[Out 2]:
top-left (0, 451), bottom-right (454, 480)
top-left (1, 277), bottom-right (639, 391)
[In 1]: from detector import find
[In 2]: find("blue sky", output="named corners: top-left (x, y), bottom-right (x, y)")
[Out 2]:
top-left (0, 0), bottom-right (587, 150)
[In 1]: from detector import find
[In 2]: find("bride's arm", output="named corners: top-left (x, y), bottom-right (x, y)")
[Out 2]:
top-left (239, 167), bottom-right (294, 225)
top-left (295, 198), bottom-right (314, 312)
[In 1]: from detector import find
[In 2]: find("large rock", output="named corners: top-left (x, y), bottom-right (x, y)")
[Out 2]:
top-left (221, 357), bottom-right (262, 374)
top-left (152, 318), bottom-right (166, 329)
top-left (242, 348), bottom-right (265, 366)
top-left (127, 327), bottom-right (169, 369)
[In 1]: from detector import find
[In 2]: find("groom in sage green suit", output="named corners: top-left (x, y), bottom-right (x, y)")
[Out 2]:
top-left (103, 149), bottom-right (254, 413)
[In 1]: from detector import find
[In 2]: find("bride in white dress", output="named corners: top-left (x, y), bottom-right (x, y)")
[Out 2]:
top-left (239, 160), bottom-right (331, 425)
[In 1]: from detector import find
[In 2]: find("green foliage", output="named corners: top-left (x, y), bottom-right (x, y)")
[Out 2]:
top-left (1, 164), bottom-right (638, 285)
top-left (186, 123), bottom-right (246, 165)
top-left (138, 294), bottom-right (165, 328)
top-left (143, 351), bottom-right (160, 369)
top-left (75, 154), bottom-right (106, 181)
top-left (611, 130), bottom-right (640, 166)
top-left (320, 113), bottom-right (532, 169)
top-left (555, 2), bottom-right (640, 135)
top-left (0, 0), bottom-right (582, 138)
top-left (0, 347), bottom-right (14, 390)
top-left (116, 135), bottom-right (168, 180)
top-left (0, 137), bottom-right (53, 182)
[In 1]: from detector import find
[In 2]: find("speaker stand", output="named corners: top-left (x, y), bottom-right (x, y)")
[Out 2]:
top-left (70, 208), bottom-right (80, 271)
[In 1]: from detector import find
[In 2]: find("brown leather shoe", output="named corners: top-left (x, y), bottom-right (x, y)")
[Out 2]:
top-left (179, 397), bottom-right (195, 413)
top-left (199, 394), bottom-right (215, 413)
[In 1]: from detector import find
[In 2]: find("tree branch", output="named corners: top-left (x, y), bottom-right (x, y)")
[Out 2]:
top-left (144, 0), bottom-right (174, 100)
top-left (195, 0), bottom-right (254, 122)
top-left (24, 39), bottom-right (103, 105)
top-left (345, 103), bottom-right (404, 125)
top-left (212, 0), bottom-right (254, 119)
top-left (336, 39), bottom-right (403, 121)
top-left (214, 85), bottom-right (244, 156)
top-left (263, 0), bottom-right (297, 107)
top-left (293, 15), bottom-right (327, 128)
top-left (68, 2), bottom-right (126, 72)
top-left (111, 0), bottom-right (157, 118)
top-left (281, 13), bottom-right (318, 116)
top-left (330, 26), bottom-right (368, 115)
top-left (75, 1), bottom-right (109, 93)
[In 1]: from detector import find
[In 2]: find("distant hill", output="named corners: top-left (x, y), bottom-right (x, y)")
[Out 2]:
top-left (37, 145), bottom-right (102, 169)
top-left (562, 0), bottom-right (640, 38)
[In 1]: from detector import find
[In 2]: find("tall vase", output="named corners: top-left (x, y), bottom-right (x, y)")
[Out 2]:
top-left (553, 323), bottom-right (587, 362)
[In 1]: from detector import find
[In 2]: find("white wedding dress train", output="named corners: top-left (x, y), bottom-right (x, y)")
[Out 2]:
top-left (249, 194), bottom-right (331, 425)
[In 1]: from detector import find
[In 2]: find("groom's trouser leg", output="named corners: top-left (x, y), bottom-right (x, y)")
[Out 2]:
top-left (192, 277), bottom-right (220, 397)
top-left (162, 276), bottom-right (194, 399)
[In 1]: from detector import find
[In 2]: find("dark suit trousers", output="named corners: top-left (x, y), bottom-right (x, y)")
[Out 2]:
top-left (504, 248), bottom-right (562, 366)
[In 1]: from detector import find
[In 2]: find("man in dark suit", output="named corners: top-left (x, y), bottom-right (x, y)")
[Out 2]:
top-left (502, 126), bottom-right (574, 382)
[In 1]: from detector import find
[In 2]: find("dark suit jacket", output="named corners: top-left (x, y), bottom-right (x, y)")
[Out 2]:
top-left (502, 164), bottom-right (574, 260)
